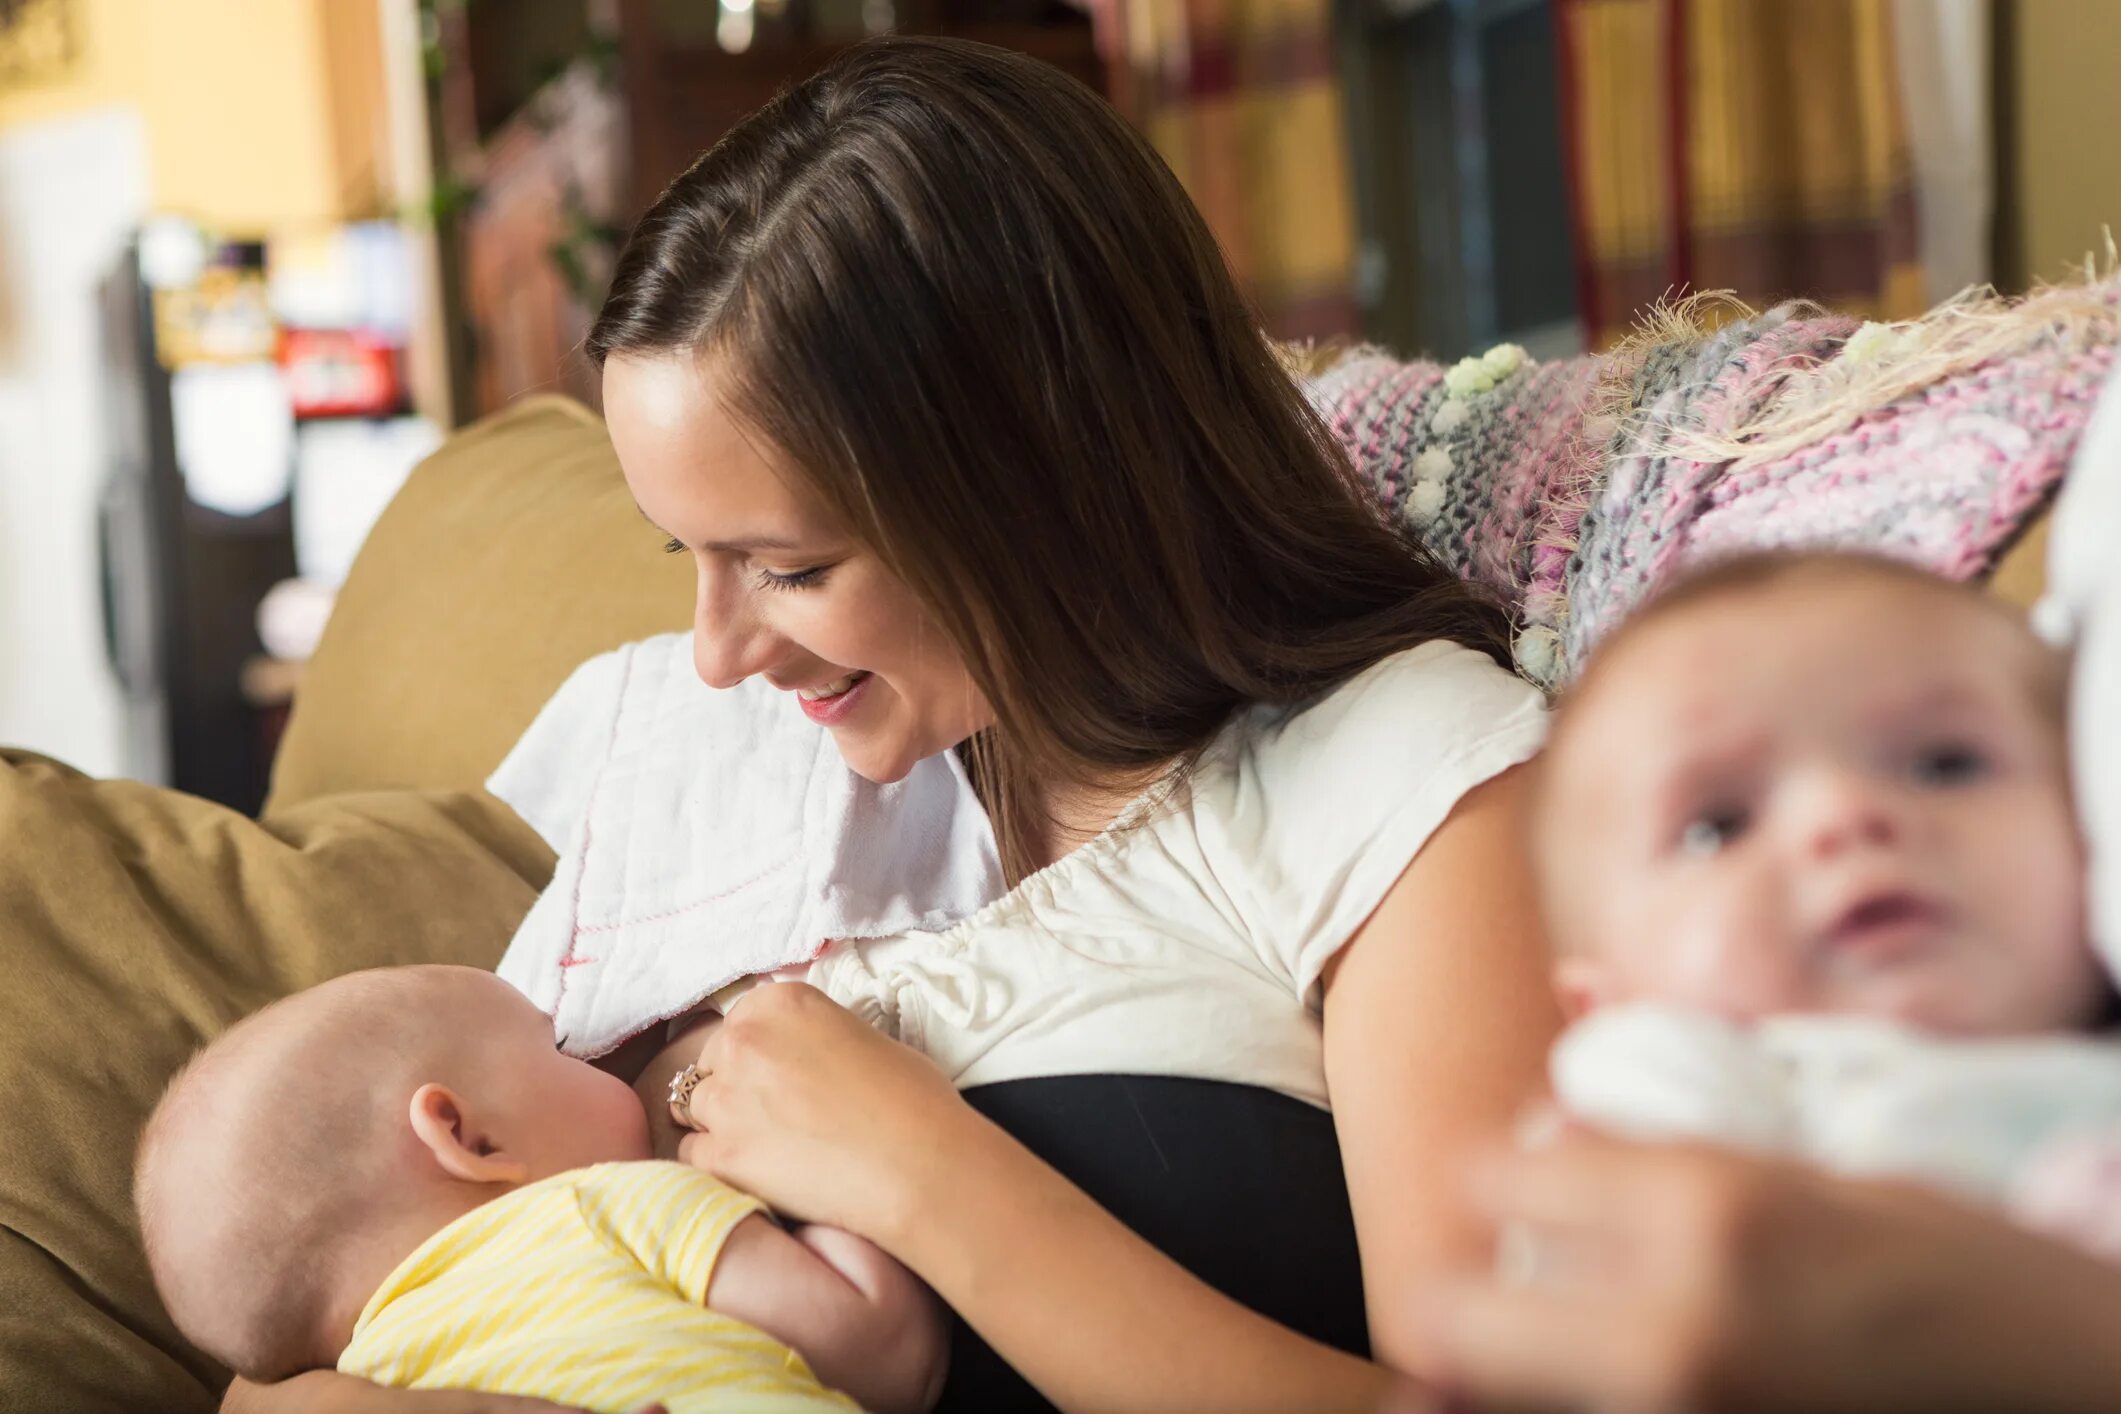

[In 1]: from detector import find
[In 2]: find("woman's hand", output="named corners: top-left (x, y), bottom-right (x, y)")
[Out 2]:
top-left (1416, 1134), bottom-right (2121, 1414)
top-left (678, 981), bottom-right (969, 1241)
top-left (634, 1010), bottom-right (719, 1161)
top-left (679, 982), bottom-right (1405, 1412)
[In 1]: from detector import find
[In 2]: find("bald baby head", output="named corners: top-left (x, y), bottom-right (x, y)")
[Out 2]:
top-left (135, 967), bottom-right (472, 1379)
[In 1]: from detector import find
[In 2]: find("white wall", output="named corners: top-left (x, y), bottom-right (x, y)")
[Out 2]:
top-left (0, 107), bottom-right (147, 778)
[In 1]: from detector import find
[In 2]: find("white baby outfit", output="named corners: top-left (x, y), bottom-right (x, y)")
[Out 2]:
top-left (494, 637), bottom-right (1547, 1108)
top-left (1552, 1003), bottom-right (2121, 1247)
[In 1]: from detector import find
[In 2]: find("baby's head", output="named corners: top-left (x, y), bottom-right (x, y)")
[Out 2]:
top-left (1535, 551), bottom-right (2101, 1037)
top-left (135, 965), bottom-right (649, 1381)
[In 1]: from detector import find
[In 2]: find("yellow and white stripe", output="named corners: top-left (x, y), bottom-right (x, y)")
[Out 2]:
top-left (340, 1161), bottom-right (856, 1413)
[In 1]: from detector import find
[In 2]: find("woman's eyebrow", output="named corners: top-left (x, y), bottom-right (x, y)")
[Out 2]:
top-left (631, 506), bottom-right (802, 554)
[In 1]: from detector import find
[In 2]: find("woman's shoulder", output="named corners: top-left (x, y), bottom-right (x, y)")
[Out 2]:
top-left (1184, 638), bottom-right (1547, 1000)
top-left (1239, 638), bottom-right (1546, 778)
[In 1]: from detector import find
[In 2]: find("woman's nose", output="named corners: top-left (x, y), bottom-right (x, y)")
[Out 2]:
top-left (692, 568), bottom-right (777, 690)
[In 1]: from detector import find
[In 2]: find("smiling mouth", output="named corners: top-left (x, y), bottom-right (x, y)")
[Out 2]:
top-left (796, 672), bottom-right (869, 702)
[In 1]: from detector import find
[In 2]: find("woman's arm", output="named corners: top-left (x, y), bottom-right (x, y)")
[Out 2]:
top-left (679, 983), bottom-right (1424, 1413)
top-left (1320, 765), bottom-right (1563, 1374)
top-left (1416, 1135), bottom-right (2121, 1413)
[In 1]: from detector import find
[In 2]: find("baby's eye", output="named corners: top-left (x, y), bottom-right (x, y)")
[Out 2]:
top-left (1910, 742), bottom-right (1988, 788)
top-left (1678, 805), bottom-right (1749, 857)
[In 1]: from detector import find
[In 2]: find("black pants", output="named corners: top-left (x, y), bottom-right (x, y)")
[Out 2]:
top-left (932, 1075), bottom-right (1370, 1412)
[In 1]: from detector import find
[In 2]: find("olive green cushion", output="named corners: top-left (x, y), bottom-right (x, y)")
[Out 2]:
top-left (0, 757), bottom-right (551, 1410)
top-left (266, 394), bottom-right (690, 812)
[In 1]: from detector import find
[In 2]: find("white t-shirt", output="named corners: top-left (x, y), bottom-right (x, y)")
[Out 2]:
top-left (802, 640), bottom-right (1548, 1110)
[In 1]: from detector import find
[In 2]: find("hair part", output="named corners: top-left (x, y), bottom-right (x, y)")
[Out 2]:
top-left (589, 36), bottom-right (1511, 878)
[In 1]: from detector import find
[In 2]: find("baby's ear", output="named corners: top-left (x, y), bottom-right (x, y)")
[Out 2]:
top-left (1551, 956), bottom-right (1610, 1021)
top-left (407, 1084), bottom-right (530, 1185)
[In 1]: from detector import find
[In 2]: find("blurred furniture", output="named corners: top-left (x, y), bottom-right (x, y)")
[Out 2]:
top-left (1337, 0), bottom-right (1579, 359)
top-left (98, 241), bottom-right (296, 814)
top-left (97, 225), bottom-right (434, 815)
top-left (1552, 0), bottom-right (1923, 348)
top-left (1111, 0), bottom-right (1364, 339)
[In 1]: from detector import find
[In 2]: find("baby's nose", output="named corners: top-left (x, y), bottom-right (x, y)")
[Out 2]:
top-left (1793, 771), bottom-right (1901, 860)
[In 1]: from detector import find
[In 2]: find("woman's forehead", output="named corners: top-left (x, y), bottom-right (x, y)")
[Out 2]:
top-left (603, 352), bottom-right (831, 540)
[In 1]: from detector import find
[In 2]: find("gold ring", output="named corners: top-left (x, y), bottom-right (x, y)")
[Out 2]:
top-left (666, 1062), bottom-right (708, 1131)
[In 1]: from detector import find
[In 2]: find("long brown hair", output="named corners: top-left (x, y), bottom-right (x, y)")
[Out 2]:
top-left (588, 36), bottom-right (1510, 879)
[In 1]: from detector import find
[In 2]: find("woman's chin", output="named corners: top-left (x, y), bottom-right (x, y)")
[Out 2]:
top-left (831, 732), bottom-right (920, 786)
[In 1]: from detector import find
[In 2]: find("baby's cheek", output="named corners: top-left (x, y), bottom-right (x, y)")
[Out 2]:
top-left (1660, 893), bottom-right (1796, 1017)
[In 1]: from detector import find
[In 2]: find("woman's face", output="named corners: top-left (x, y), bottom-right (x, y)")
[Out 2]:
top-left (602, 351), bottom-right (993, 783)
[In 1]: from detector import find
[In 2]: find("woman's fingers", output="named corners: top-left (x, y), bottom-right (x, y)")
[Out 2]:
top-left (663, 978), bottom-right (966, 1234)
top-left (1472, 1133), bottom-right (1789, 1274)
top-left (1421, 1279), bottom-right (1687, 1414)
top-left (1467, 1133), bottom-right (1677, 1240)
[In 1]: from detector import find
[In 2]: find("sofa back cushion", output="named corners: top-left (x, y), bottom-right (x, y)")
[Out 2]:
top-left (265, 395), bottom-right (689, 814)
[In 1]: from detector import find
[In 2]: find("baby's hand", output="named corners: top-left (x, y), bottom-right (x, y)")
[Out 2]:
top-left (709, 1217), bottom-right (948, 1414)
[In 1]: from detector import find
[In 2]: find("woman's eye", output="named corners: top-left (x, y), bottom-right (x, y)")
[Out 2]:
top-left (756, 566), bottom-right (829, 591)
top-left (1911, 742), bottom-right (1988, 787)
top-left (1678, 806), bottom-right (1749, 857)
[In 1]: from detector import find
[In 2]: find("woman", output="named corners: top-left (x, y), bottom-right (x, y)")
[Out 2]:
top-left (230, 36), bottom-right (1558, 1412)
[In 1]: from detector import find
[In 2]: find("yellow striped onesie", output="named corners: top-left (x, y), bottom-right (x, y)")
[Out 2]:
top-left (339, 1160), bottom-right (856, 1412)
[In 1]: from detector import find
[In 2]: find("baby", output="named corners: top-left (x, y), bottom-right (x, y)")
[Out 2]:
top-left (1530, 551), bottom-right (2121, 1251)
top-left (135, 965), bottom-right (946, 1413)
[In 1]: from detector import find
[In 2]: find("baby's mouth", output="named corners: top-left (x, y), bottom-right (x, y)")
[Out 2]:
top-left (1821, 890), bottom-right (1944, 965)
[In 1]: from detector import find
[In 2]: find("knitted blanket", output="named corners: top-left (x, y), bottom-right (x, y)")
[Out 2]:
top-left (1308, 280), bottom-right (2121, 689)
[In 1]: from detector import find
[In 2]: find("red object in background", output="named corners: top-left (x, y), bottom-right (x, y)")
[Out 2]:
top-left (278, 327), bottom-right (405, 418)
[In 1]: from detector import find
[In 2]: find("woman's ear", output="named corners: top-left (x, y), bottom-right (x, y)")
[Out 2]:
top-left (408, 1083), bottom-right (532, 1185)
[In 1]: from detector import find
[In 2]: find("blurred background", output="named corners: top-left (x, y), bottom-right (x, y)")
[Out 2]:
top-left (0, 0), bottom-right (2109, 812)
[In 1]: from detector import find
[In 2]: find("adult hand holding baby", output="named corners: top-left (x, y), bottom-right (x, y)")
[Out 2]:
top-left (1418, 1132), bottom-right (2121, 1414)
top-left (676, 981), bottom-right (974, 1242)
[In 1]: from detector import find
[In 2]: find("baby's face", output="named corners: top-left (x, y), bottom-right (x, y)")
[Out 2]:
top-left (451, 971), bottom-right (653, 1177)
top-left (1542, 573), bottom-right (2097, 1036)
